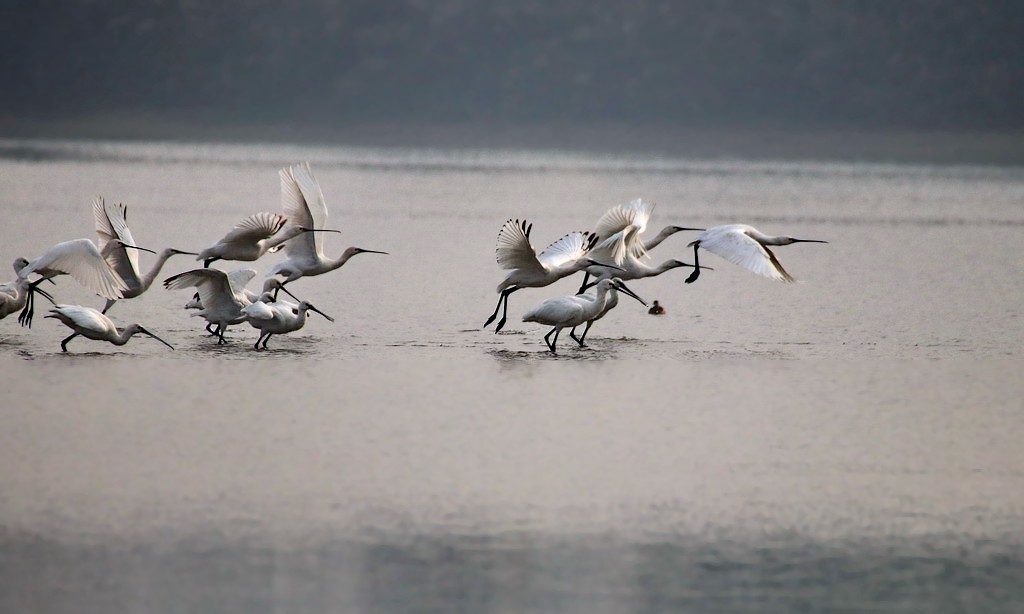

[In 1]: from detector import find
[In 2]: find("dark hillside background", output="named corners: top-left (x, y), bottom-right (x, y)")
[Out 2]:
top-left (2, 0), bottom-right (1022, 152)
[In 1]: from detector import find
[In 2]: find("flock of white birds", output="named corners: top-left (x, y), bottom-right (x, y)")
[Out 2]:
top-left (1, 161), bottom-right (827, 354)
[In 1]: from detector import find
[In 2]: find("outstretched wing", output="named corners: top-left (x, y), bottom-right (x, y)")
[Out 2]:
top-left (93, 197), bottom-right (141, 288)
top-left (495, 219), bottom-right (544, 274)
top-left (21, 239), bottom-right (127, 300)
top-left (280, 162), bottom-right (328, 262)
top-left (220, 212), bottom-right (287, 247)
top-left (163, 268), bottom-right (241, 314)
top-left (226, 268), bottom-right (257, 293)
top-left (700, 229), bottom-right (794, 282)
top-left (537, 231), bottom-right (594, 270)
top-left (594, 198), bottom-right (654, 264)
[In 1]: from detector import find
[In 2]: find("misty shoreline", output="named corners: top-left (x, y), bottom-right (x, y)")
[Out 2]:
top-left (3, 118), bottom-right (1023, 166)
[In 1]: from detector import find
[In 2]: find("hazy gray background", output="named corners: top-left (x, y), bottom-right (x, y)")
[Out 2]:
top-left (2, 1), bottom-right (1022, 159)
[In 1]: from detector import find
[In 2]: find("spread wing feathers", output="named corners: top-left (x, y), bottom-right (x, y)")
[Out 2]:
top-left (163, 269), bottom-right (242, 315)
top-left (495, 219), bottom-right (544, 274)
top-left (700, 230), bottom-right (795, 282)
top-left (537, 231), bottom-right (595, 270)
top-left (280, 162), bottom-right (328, 260)
top-left (594, 198), bottom-right (654, 264)
top-left (92, 197), bottom-right (141, 287)
top-left (226, 268), bottom-right (257, 293)
top-left (221, 212), bottom-right (287, 246)
top-left (22, 239), bottom-right (127, 300)
top-left (49, 304), bottom-right (116, 335)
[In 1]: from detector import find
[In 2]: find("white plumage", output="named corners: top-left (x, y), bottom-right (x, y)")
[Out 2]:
top-left (270, 161), bottom-right (386, 284)
top-left (45, 304), bottom-right (174, 352)
top-left (522, 277), bottom-right (646, 353)
top-left (242, 297), bottom-right (334, 350)
top-left (483, 218), bottom-right (622, 333)
top-left (93, 197), bottom-right (198, 312)
top-left (684, 224), bottom-right (828, 284)
top-left (15, 238), bottom-right (130, 300)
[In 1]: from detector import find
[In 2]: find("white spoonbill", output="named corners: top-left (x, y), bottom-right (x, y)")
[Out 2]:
top-left (1, 277), bottom-right (54, 328)
top-left (522, 277), bottom-right (646, 353)
top-left (594, 198), bottom-right (704, 263)
top-left (92, 197), bottom-right (198, 312)
top-left (269, 162), bottom-right (387, 290)
top-left (483, 219), bottom-right (622, 333)
top-left (683, 224), bottom-right (828, 284)
top-left (14, 238), bottom-right (135, 300)
top-left (164, 269), bottom-right (298, 343)
top-left (242, 297), bottom-right (334, 351)
top-left (577, 198), bottom-right (703, 291)
top-left (45, 304), bottom-right (174, 353)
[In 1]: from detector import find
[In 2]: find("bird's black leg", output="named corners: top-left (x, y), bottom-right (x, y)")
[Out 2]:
top-left (576, 272), bottom-right (591, 295)
top-left (205, 322), bottom-right (218, 335)
top-left (261, 334), bottom-right (271, 349)
top-left (483, 287), bottom-right (512, 328)
top-left (543, 327), bottom-right (561, 353)
top-left (17, 288), bottom-right (33, 327)
top-left (203, 257), bottom-right (219, 268)
top-left (216, 324), bottom-right (227, 345)
top-left (578, 320), bottom-right (594, 346)
top-left (254, 333), bottom-right (265, 351)
top-left (684, 243), bottom-right (701, 284)
top-left (569, 325), bottom-right (586, 347)
top-left (494, 287), bottom-right (520, 333)
top-left (60, 333), bottom-right (78, 353)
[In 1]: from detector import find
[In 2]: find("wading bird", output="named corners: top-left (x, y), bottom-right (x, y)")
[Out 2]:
top-left (522, 277), bottom-right (646, 353)
top-left (165, 269), bottom-right (297, 343)
top-left (683, 224), bottom-right (828, 284)
top-left (46, 304), bottom-right (174, 353)
top-left (242, 297), bottom-right (334, 351)
top-left (92, 197), bottom-right (198, 312)
top-left (269, 162), bottom-right (387, 292)
top-left (483, 219), bottom-right (622, 333)
top-left (578, 198), bottom-right (703, 291)
top-left (1, 277), bottom-right (54, 327)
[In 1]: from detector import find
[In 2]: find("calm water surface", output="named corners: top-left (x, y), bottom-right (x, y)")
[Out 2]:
top-left (1, 139), bottom-right (1022, 612)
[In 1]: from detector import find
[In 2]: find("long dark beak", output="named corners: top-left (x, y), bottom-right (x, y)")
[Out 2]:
top-left (140, 327), bottom-right (175, 350)
top-left (674, 260), bottom-right (714, 271)
top-left (359, 249), bottom-right (389, 255)
top-left (615, 281), bottom-right (647, 307)
top-left (120, 243), bottom-right (158, 255)
top-left (299, 227), bottom-right (342, 234)
top-left (173, 249), bottom-right (200, 256)
top-left (309, 306), bottom-right (335, 322)
top-left (793, 239), bottom-right (829, 244)
top-left (672, 226), bottom-right (705, 232)
top-left (277, 285), bottom-right (302, 302)
top-left (588, 259), bottom-right (625, 271)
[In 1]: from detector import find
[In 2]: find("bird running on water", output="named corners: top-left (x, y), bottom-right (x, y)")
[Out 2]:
top-left (484, 219), bottom-right (622, 333)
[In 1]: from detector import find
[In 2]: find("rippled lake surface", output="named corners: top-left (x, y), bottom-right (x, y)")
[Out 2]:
top-left (1, 138), bottom-right (1023, 612)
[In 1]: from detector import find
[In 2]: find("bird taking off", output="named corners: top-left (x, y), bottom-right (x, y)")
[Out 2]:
top-left (683, 224), bottom-right (828, 284)
top-left (483, 218), bottom-right (623, 333)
